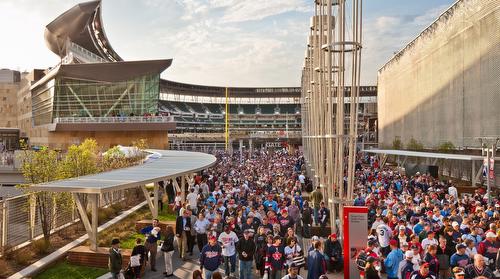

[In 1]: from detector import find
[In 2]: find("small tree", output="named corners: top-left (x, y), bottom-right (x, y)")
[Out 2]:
top-left (18, 145), bottom-right (72, 244)
top-left (58, 139), bottom-right (99, 178)
top-left (438, 141), bottom-right (455, 153)
top-left (392, 137), bottom-right (403, 150)
top-left (407, 137), bottom-right (424, 151)
top-left (131, 138), bottom-right (149, 160)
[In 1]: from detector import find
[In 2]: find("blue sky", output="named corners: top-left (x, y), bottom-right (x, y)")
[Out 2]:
top-left (0, 0), bottom-right (455, 87)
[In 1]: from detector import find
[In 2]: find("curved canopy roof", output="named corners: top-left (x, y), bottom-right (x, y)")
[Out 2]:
top-left (44, 0), bottom-right (122, 62)
top-left (31, 150), bottom-right (217, 194)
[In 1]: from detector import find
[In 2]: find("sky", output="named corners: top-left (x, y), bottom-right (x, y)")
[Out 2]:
top-left (0, 0), bottom-right (455, 87)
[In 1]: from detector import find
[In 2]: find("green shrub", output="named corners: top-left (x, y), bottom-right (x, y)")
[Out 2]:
top-left (110, 203), bottom-right (123, 214)
top-left (13, 250), bottom-right (32, 266)
top-left (32, 239), bottom-right (51, 256)
top-left (438, 141), bottom-right (455, 153)
top-left (392, 137), bottom-right (402, 150)
top-left (407, 137), bottom-right (424, 151)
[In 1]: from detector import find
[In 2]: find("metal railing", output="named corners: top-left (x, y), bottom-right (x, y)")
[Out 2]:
top-left (0, 189), bottom-right (131, 257)
top-left (53, 116), bottom-right (175, 124)
top-left (169, 142), bottom-right (225, 153)
top-left (0, 152), bottom-right (15, 168)
top-left (68, 42), bottom-right (106, 63)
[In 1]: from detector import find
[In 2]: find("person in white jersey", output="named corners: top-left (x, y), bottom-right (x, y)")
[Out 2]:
top-left (376, 216), bottom-right (393, 257)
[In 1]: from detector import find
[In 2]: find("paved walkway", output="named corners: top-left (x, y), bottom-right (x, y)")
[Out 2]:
top-left (97, 235), bottom-right (346, 279)
top-left (140, 248), bottom-right (344, 279)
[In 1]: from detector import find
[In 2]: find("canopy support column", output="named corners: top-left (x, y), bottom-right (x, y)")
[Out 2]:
top-left (73, 193), bottom-right (99, 251)
top-left (141, 184), bottom-right (158, 219)
top-left (172, 177), bottom-right (180, 194)
top-left (181, 176), bottom-right (186, 202)
top-left (472, 161), bottom-right (476, 186)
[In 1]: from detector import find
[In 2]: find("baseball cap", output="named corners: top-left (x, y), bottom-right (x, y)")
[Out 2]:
top-left (312, 236), bottom-right (320, 241)
top-left (452, 221), bottom-right (459, 227)
top-left (452, 267), bottom-right (465, 275)
top-left (405, 251), bottom-right (413, 258)
top-left (389, 239), bottom-right (398, 246)
top-left (399, 225), bottom-right (406, 230)
top-left (456, 243), bottom-right (466, 250)
top-left (330, 233), bottom-right (337, 239)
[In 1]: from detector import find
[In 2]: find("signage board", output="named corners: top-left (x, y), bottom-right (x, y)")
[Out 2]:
top-left (343, 206), bottom-right (368, 279)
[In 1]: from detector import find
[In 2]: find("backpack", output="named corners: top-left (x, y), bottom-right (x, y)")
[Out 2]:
top-left (355, 250), bottom-right (368, 271)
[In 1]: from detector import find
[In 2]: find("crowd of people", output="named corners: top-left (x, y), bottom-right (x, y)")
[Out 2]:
top-left (110, 149), bottom-right (338, 279)
top-left (353, 155), bottom-right (500, 279)
top-left (108, 148), bottom-right (500, 279)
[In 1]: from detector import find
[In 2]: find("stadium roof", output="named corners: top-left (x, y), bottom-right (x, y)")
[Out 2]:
top-left (31, 150), bottom-right (217, 194)
top-left (44, 0), bottom-right (122, 62)
top-left (30, 59), bottom-right (172, 90)
top-left (363, 149), bottom-right (499, 161)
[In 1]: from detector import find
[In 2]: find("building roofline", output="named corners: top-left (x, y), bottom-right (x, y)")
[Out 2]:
top-left (44, 0), bottom-right (122, 62)
top-left (378, 0), bottom-right (462, 73)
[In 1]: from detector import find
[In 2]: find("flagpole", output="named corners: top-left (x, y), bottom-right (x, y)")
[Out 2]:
top-left (225, 87), bottom-right (229, 151)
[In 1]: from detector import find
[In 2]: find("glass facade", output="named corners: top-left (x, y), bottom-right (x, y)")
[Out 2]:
top-left (32, 74), bottom-right (160, 125)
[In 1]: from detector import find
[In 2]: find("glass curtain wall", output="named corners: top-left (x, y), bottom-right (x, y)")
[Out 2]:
top-left (52, 73), bottom-right (159, 119)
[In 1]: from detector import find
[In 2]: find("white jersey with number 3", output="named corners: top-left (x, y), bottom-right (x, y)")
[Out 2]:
top-left (376, 224), bottom-right (392, 247)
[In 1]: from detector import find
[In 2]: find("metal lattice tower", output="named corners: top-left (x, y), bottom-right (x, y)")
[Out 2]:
top-left (301, 0), bottom-right (363, 234)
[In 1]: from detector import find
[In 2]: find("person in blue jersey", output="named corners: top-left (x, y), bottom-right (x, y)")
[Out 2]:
top-left (200, 235), bottom-right (223, 279)
top-left (306, 240), bottom-right (326, 279)
top-left (384, 239), bottom-right (404, 279)
top-left (140, 218), bottom-right (161, 271)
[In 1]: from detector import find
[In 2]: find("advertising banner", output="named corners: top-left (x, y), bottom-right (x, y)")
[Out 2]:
top-left (343, 206), bottom-right (368, 279)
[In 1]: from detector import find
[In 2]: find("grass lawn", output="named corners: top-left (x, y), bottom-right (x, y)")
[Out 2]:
top-left (158, 207), bottom-right (177, 222)
top-left (34, 261), bottom-right (107, 279)
top-left (119, 232), bottom-right (144, 249)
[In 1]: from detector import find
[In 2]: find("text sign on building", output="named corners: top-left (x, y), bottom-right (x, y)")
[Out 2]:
top-left (265, 142), bottom-right (282, 148)
top-left (343, 206), bottom-right (368, 279)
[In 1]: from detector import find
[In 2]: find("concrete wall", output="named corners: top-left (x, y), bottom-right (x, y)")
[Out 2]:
top-left (29, 129), bottom-right (169, 150)
top-left (0, 82), bottom-right (19, 128)
top-left (378, 0), bottom-right (500, 149)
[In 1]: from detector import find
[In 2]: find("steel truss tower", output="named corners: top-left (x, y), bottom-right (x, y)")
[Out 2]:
top-left (301, 0), bottom-right (363, 235)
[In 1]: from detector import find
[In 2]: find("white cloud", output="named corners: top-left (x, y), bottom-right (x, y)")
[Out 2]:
top-left (180, 0), bottom-right (210, 21)
top-left (361, 4), bottom-right (451, 84)
top-left (413, 4), bottom-right (450, 26)
top-left (375, 16), bottom-right (401, 30)
top-left (220, 0), bottom-right (310, 23)
top-left (0, 0), bottom-right (453, 87)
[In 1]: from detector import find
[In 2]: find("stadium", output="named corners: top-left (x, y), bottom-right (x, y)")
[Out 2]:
top-left (0, 0), bottom-right (378, 154)
top-left (1, 0), bottom-right (500, 279)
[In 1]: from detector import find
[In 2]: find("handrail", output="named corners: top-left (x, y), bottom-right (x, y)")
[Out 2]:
top-left (53, 116), bottom-right (175, 124)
